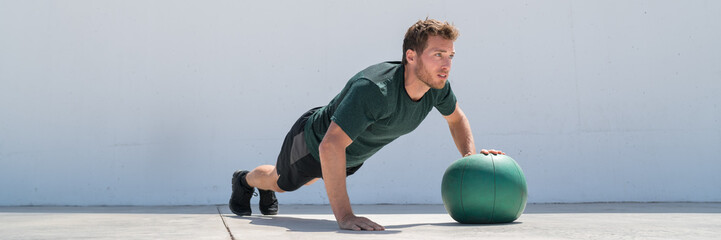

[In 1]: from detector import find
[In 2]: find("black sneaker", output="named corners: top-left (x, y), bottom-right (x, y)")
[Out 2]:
top-left (258, 189), bottom-right (278, 215)
top-left (229, 170), bottom-right (254, 216)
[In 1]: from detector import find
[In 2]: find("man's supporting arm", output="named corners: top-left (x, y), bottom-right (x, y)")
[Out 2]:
top-left (319, 121), bottom-right (385, 231)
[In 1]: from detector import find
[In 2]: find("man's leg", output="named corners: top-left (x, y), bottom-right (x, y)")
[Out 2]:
top-left (231, 106), bottom-right (323, 216)
top-left (243, 164), bottom-right (320, 216)
top-left (246, 165), bottom-right (320, 192)
top-left (246, 165), bottom-right (285, 193)
top-left (243, 165), bottom-right (281, 215)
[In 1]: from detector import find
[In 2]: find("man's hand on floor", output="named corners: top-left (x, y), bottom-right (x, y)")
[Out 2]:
top-left (338, 214), bottom-right (385, 231)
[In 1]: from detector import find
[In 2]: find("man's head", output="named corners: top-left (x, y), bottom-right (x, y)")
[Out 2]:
top-left (402, 19), bottom-right (459, 66)
top-left (403, 19), bottom-right (459, 89)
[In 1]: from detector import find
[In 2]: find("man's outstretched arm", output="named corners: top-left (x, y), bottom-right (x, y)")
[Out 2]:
top-left (319, 121), bottom-right (385, 231)
top-left (443, 103), bottom-right (477, 157)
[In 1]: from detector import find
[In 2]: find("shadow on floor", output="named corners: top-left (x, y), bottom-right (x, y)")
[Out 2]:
top-left (234, 215), bottom-right (522, 233)
top-left (233, 215), bottom-right (402, 234)
top-left (387, 221), bottom-right (522, 229)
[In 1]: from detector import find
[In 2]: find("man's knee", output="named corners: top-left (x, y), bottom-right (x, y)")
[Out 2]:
top-left (271, 183), bottom-right (286, 193)
top-left (274, 177), bottom-right (318, 193)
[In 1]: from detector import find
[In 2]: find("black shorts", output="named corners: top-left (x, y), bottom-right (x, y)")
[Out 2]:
top-left (275, 107), bottom-right (363, 192)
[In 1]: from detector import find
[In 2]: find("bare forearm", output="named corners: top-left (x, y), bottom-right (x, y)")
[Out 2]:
top-left (448, 112), bottom-right (476, 157)
top-left (319, 142), bottom-right (353, 222)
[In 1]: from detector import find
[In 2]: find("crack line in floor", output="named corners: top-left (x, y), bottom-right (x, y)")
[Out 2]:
top-left (217, 206), bottom-right (235, 240)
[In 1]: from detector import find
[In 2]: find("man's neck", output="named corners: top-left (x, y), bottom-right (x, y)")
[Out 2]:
top-left (403, 66), bottom-right (431, 102)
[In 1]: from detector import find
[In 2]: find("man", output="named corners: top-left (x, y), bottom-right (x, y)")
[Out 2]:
top-left (229, 18), bottom-right (504, 231)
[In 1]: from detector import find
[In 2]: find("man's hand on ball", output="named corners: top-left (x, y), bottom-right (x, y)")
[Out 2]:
top-left (480, 149), bottom-right (505, 155)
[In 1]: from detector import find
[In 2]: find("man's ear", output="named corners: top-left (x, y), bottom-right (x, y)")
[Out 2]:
top-left (405, 49), bottom-right (416, 64)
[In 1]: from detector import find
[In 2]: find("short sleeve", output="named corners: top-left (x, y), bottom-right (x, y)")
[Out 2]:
top-left (435, 81), bottom-right (458, 116)
top-left (331, 80), bottom-right (386, 140)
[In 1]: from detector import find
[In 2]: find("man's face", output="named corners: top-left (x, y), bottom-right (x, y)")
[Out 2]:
top-left (414, 35), bottom-right (455, 89)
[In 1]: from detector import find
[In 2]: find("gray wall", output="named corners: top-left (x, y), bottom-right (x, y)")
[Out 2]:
top-left (1, 1), bottom-right (719, 205)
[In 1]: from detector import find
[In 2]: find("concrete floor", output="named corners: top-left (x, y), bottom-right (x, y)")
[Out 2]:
top-left (1, 203), bottom-right (720, 239)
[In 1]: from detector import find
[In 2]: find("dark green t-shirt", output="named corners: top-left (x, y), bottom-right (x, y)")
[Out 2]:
top-left (303, 61), bottom-right (457, 168)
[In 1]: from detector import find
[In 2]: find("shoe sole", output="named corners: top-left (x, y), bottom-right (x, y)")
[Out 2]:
top-left (260, 209), bottom-right (278, 215)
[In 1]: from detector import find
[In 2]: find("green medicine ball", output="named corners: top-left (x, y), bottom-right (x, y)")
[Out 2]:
top-left (441, 154), bottom-right (528, 224)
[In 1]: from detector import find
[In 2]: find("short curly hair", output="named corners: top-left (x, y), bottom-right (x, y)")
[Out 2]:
top-left (402, 18), bottom-right (459, 65)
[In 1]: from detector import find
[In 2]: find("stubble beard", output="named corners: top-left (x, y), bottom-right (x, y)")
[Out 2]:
top-left (414, 58), bottom-right (446, 90)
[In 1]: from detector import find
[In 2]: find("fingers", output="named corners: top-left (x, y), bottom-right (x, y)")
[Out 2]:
top-left (358, 222), bottom-right (380, 231)
top-left (481, 149), bottom-right (506, 155)
top-left (490, 149), bottom-right (505, 155)
top-left (355, 217), bottom-right (384, 231)
top-left (368, 219), bottom-right (385, 231)
top-left (349, 223), bottom-right (382, 231)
